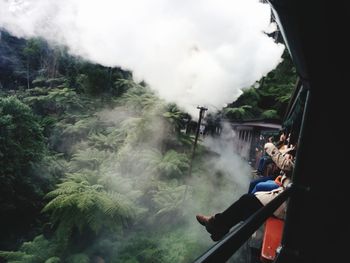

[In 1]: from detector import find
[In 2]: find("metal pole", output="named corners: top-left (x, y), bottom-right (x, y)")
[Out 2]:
top-left (188, 106), bottom-right (208, 177)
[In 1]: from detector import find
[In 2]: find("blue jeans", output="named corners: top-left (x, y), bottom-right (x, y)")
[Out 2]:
top-left (257, 156), bottom-right (272, 175)
top-left (248, 175), bottom-right (275, 194)
top-left (251, 180), bottom-right (279, 194)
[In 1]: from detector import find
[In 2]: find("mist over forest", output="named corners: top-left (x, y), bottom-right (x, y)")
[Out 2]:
top-left (0, 27), bottom-right (296, 262)
top-left (0, 0), bottom-right (297, 260)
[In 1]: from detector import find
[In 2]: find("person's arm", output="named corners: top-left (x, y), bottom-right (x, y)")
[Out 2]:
top-left (264, 142), bottom-right (294, 172)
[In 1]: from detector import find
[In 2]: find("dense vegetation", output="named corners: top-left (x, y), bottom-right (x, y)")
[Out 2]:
top-left (0, 30), bottom-right (295, 263)
top-left (221, 51), bottom-right (297, 122)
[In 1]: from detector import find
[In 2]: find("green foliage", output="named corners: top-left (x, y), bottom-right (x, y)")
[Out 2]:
top-left (143, 149), bottom-right (189, 178)
top-left (109, 227), bottom-right (204, 263)
top-left (59, 117), bottom-right (102, 137)
top-left (223, 105), bottom-right (254, 120)
top-left (157, 229), bottom-right (203, 263)
top-left (23, 38), bottom-right (46, 78)
top-left (0, 96), bottom-right (46, 176)
top-left (87, 131), bottom-right (124, 151)
top-left (69, 148), bottom-right (110, 172)
top-left (50, 116), bottom-right (106, 154)
top-left (66, 253), bottom-right (89, 263)
top-left (0, 96), bottom-right (52, 250)
top-left (32, 77), bottom-right (48, 87)
top-left (224, 50), bottom-right (297, 121)
top-left (113, 235), bottom-right (164, 263)
top-left (1, 32), bottom-right (290, 263)
top-left (0, 235), bottom-right (58, 263)
top-left (151, 181), bottom-right (189, 219)
top-left (0, 84), bottom-right (205, 262)
top-left (162, 103), bottom-right (186, 130)
top-left (23, 87), bottom-right (83, 115)
top-left (233, 87), bottom-right (260, 107)
top-left (121, 84), bottom-right (159, 113)
top-left (76, 65), bottom-right (112, 95)
top-left (45, 257), bottom-right (61, 263)
top-left (75, 64), bottom-right (132, 96)
top-left (261, 109), bottom-right (279, 119)
top-left (113, 79), bottom-right (136, 96)
top-left (256, 51), bottom-right (297, 117)
top-left (43, 174), bottom-right (135, 239)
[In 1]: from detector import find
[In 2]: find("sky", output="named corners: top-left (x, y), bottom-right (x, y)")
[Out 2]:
top-left (0, 0), bottom-right (284, 116)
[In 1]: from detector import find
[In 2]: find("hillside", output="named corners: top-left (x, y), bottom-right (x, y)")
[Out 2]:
top-left (0, 30), bottom-right (294, 262)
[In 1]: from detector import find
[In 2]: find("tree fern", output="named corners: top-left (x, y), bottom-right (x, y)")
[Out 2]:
top-left (162, 103), bottom-right (185, 131)
top-left (58, 117), bottom-right (102, 138)
top-left (142, 149), bottom-right (189, 178)
top-left (121, 84), bottom-right (160, 113)
top-left (0, 235), bottom-right (58, 263)
top-left (69, 148), bottom-right (110, 172)
top-left (43, 176), bottom-right (135, 240)
top-left (87, 131), bottom-right (123, 151)
top-left (151, 181), bottom-right (190, 218)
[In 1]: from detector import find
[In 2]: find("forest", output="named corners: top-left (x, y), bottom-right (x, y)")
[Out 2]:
top-left (0, 30), bottom-right (296, 263)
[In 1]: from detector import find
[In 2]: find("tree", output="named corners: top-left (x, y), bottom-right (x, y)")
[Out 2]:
top-left (0, 96), bottom-right (48, 249)
top-left (121, 83), bottom-right (159, 113)
top-left (22, 38), bottom-right (48, 88)
top-left (162, 103), bottom-right (185, 132)
top-left (42, 174), bottom-right (135, 246)
top-left (223, 105), bottom-right (254, 120)
top-left (151, 181), bottom-right (189, 219)
top-left (0, 96), bottom-right (46, 176)
top-left (142, 149), bottom-right (189, 179)
top-left (0, 235), bottom-right (59, 263)
top-left (224, 49), bottom-right (297, 121)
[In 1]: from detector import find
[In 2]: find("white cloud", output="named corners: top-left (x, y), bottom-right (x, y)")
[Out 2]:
top-left (0, 0), bottom-right (284, 116)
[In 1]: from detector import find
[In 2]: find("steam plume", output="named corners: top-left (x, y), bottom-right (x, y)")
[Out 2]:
top-left (0, 0), bottom-right (284, 116)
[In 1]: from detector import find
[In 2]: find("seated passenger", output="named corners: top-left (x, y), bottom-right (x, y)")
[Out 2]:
top-left (256, 154), bottom-right (273, 175)
top-left (249, 146), bottom-right (295, 194)
top-left (196, 142), bottom-right (294, 241)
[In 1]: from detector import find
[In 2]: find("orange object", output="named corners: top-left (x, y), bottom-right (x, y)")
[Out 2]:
top-left (274, 175), bottom-right (283, 186)
top-left (260, 217), bottom-right (284, 262)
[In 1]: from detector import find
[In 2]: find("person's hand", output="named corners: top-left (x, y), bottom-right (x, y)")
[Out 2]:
top-left (274, 175), bottom-right (283, 186)
top-left (264, 142), bottom-right (275, 151)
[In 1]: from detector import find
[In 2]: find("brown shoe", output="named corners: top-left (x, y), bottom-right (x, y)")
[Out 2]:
top-left (196, 214), bottom-right (214, 227)
top-left (196, 214), bottom-right (229, 241)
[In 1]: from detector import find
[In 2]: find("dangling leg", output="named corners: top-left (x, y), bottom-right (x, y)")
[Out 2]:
top-left (215, 193), bottom-right (263, 229)
top-left (196, 193), bottom-right (263, 241)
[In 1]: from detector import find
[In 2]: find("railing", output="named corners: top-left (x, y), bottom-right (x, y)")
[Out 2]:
top-left (193, 185), bottom-right (295, 263)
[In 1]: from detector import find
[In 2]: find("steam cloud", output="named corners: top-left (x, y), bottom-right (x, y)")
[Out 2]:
top-left (0, 0), bottom-right (284, 116)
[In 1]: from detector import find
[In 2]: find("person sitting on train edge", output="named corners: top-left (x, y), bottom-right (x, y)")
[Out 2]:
top-left (196, 142), bottom-right (294, 241)
top-left (255, 136), bottom-right (275, 176)
top-left (248, 132), bottom-right (293, 193)
top-left (249, 146), bottom-right (295, 194)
